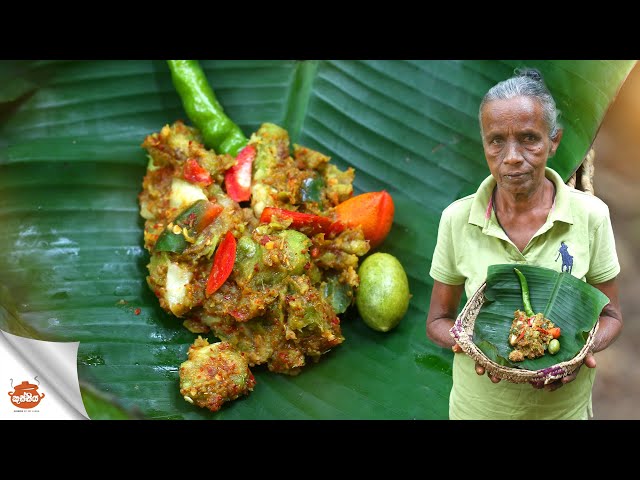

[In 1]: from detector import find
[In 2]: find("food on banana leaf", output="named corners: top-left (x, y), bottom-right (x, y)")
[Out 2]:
top-left (508, 268), bottom-right (561, 362)
top-left (472, 264), bottom-right (609, 373)
top-left (507, 310), bottom-right (560, 362)
top-left (139, 121), bottom-right (371, 412)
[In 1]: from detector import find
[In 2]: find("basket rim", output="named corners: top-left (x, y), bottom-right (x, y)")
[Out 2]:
top-left (449, 281), bottom-right (599, 384)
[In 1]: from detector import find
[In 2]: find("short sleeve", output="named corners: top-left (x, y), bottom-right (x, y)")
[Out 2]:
top-left (429, 208), bottom-right (465, 285)
top-left (586, 210), bottom-right (620, 285)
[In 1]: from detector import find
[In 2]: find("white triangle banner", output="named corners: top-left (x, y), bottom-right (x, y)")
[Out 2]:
top-left (1, 329), bottom-right (89, 420)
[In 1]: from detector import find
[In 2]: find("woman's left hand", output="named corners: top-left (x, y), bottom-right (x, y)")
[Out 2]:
top-left (530, 352), bottom-right (597, 392)
top-left (532, 277), bottom-right (622, 392)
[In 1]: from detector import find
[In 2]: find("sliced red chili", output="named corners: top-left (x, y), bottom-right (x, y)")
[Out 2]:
top-left (224, 145), bottom-right (256, 202)
top-left (260, 207), bottom-right (332, 235)
top-left (326, 220), bottom-right (346, 236)
top-left (183, 158), bottom-right (212, 185)
top-left (206, 231), bottom-right (237, 296)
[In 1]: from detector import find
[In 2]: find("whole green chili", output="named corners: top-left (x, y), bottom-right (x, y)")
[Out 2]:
top-left (514, 268), bottom-right (535, 317)
top-left (166, 60), bottom-right (248, 157)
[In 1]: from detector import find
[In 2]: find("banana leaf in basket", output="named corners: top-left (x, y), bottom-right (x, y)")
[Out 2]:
top-left (473, 264), bottom-right (610, 371)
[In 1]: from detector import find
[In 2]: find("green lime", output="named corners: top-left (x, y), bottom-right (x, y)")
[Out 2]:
top-left (548, 339), bottom-right (560, 355)
top-left (356, 252), bottom-right (411, 332)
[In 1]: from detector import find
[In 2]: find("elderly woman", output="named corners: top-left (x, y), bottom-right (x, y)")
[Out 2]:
top-left (426, 68), bottom-right (623, 420)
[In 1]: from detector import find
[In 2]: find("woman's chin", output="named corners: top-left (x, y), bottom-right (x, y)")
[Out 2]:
top-left (499, 182), bottom-right (529, 195)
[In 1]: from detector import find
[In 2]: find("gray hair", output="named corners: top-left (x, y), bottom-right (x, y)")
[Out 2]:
top-left (479, 68), bottom-right (561, 140)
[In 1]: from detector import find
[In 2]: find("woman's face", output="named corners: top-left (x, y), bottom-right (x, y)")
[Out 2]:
top-left (480, 96), bottom-right (562, 196)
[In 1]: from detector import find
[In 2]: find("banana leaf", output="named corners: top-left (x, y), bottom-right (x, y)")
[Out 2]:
top-left (0, 60), bottom-right (635, 420)
top-left (474, 264), bottom-right (610, 370)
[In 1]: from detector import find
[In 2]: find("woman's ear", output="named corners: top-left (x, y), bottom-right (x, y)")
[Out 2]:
top-left (549, 128), bottom-right (564, 157)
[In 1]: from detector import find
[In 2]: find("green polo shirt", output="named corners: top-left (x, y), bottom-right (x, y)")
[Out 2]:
top-left (430, 167), bottom-right (620, 420)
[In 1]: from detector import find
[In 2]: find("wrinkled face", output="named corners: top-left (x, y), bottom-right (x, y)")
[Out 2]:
top-left (480, 96), bottom-right (561, 195)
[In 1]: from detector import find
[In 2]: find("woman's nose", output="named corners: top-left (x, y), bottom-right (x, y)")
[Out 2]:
top-left (503, 139), bottom-right (524, 164)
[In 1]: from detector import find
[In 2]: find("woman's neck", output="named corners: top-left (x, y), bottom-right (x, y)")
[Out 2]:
top-left (494, 177), bottom-right (555, 216)
top-left (492, 177), bottom-right (557, 252)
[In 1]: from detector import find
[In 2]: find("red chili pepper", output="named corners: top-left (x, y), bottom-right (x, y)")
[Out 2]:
top-left (183, 158), bottom-right (212, 185)
top-left (224, 145), bottom-right (256, 202)
top-left (516, 326), bottom-right (527, 342)
top-left (326, 220), bottom-right (346, 236)
top-left (206, 231), bottom-right (237, 296)
top-left (259, 207), bottom-right (333, 235)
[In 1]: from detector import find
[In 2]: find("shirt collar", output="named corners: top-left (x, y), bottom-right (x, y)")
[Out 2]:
top-left (468, 166), bottom-right (574, 227)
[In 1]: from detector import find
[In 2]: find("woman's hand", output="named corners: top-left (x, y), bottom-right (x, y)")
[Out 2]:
top-left (427, 280), bottom-right (503, 383)
top-left (451, 344), bottom-right (502, 383)
top-left (530, 352), bottom-right (597, 391)
top-left (530, 277), bottom-right (622, 392)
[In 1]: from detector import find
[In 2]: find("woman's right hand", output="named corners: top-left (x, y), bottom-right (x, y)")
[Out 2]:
top-left (428, 281), bottom-right (501, 384)
top-left (452, 344), bottom-right (501, 383)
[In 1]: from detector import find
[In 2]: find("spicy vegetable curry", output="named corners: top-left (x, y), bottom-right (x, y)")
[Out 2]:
top-left (139, 121), bottom-right (370, 411)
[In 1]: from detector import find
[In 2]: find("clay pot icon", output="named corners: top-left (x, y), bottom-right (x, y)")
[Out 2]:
top-left (8, 380), bottom-right (45, 409)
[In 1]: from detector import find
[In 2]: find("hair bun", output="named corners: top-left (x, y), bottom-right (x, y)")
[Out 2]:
top-left (515, 68), bottom-right (543, 82)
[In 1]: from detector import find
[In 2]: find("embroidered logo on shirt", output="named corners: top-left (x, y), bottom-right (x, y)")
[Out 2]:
top-left (555, 241), bottom-right (573, 273)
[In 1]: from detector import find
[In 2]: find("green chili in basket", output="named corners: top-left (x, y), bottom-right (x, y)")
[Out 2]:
top-left (167, 60), bottom-right (248, 157)
top-left (514, 268), bottom-right (535, 317)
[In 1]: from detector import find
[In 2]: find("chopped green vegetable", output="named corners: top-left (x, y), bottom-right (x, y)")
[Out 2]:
top-left (154, 200), bottom-right (223, 253)
top-left (300, 176), bottom-right (325, 203)
top-left (322, 275), bottom-right (353, 314)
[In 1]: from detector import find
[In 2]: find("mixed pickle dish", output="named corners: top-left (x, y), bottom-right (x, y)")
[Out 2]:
top-left (507, 268), bottom-right (562, 363)
top-left (138, 61), bottom-right (401, 412)
top-left (139, 120), bottom-right (394, 411)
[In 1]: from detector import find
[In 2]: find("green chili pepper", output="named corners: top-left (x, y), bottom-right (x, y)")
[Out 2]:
top-left (155, 228), bottom-right (189, 253)
top-left (514, 268), bottom-right (535, 317)
top-left (166, 60), bottom-right (248, 157)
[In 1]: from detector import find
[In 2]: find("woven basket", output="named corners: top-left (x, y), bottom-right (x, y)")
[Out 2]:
top-left (449, 282), bottom-right (599, 385)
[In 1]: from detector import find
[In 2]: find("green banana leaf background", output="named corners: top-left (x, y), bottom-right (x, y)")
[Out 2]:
top-left (0, 60), bottom-right (635, 419)
top-left (474, 264), bottom-right (610, 370)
